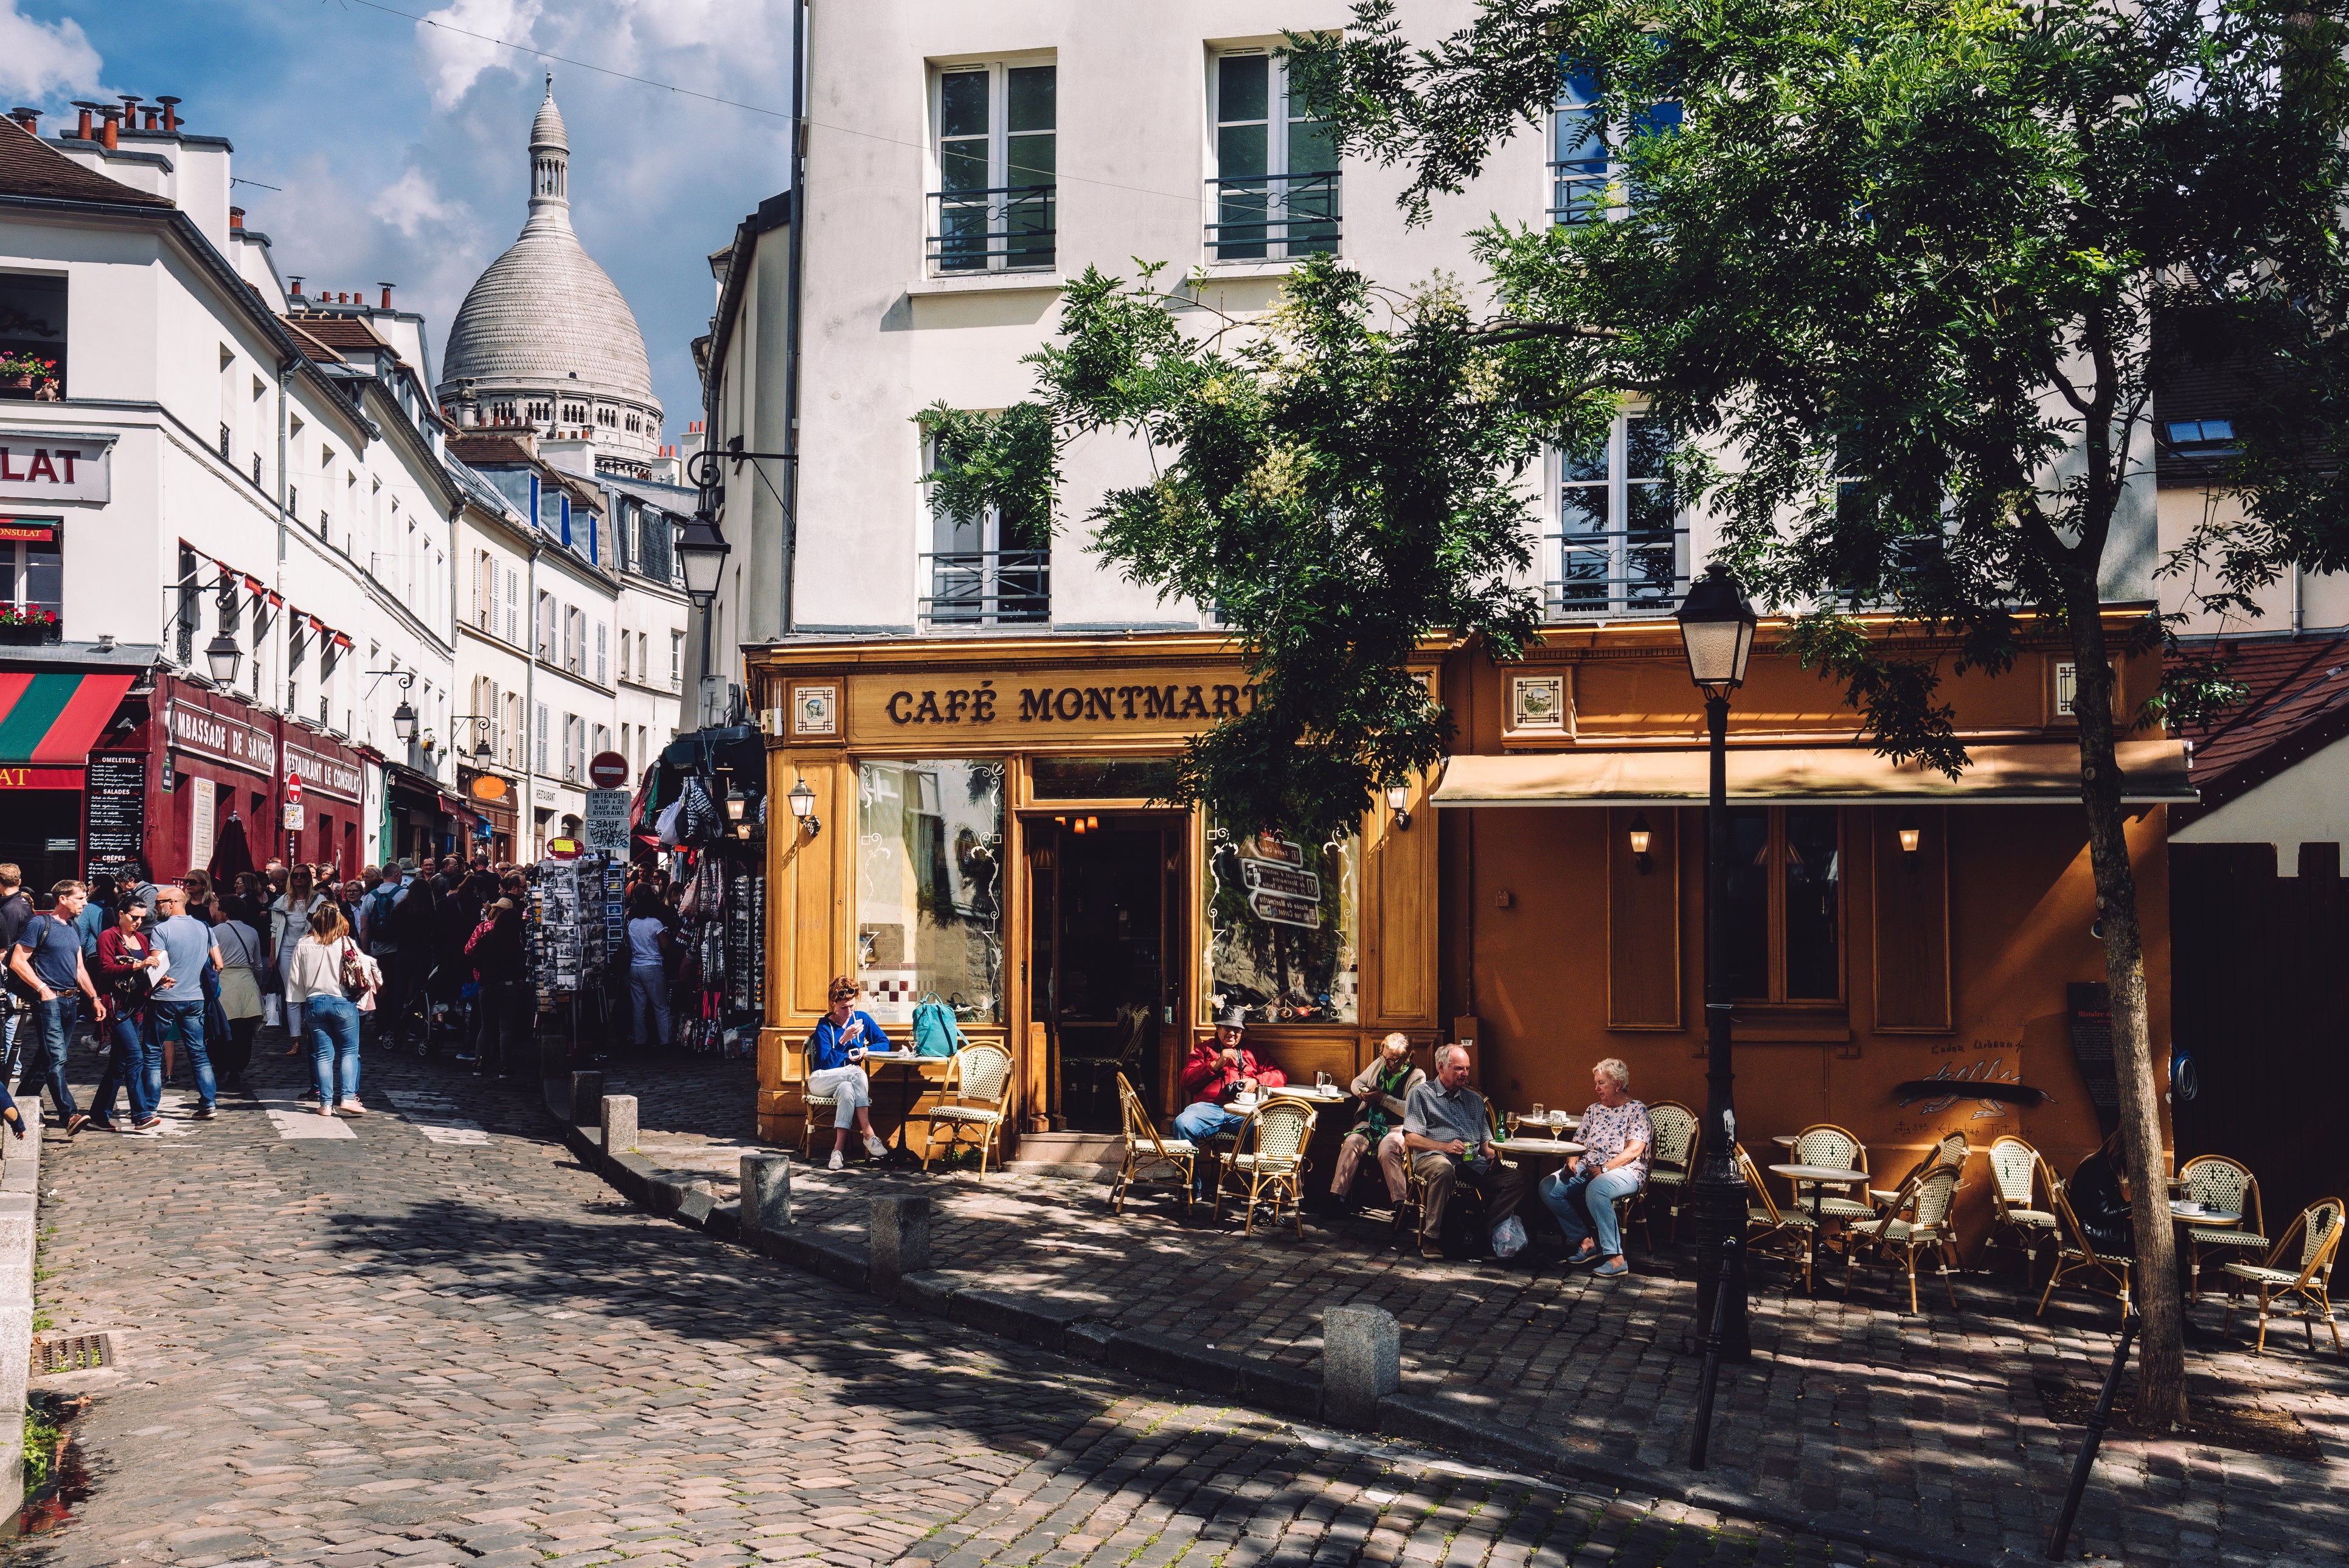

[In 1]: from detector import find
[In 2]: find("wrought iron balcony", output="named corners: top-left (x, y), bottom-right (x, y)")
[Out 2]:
top-left (1204, 170), bottom-right (1341, 260)
top-left (928, 184), bottom-right (1057, 274)
top-left (1544, 527), bottom-right (1689, 618)
top-left (921, 549), bottom-right (1050, 628)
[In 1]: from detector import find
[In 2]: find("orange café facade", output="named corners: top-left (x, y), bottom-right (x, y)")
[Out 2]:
top-left (744, 614), bottom-right (2184, 1249)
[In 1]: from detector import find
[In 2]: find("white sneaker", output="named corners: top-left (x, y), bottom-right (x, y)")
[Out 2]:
top-left (827, 1149), bottom-right (844, 1171)
top-left (339, 1098), bottom-right (366, 1115)
top-left (863, 1134), bottom-right (889, 1160)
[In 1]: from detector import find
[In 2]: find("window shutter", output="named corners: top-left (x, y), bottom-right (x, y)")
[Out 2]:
top-left (596, 622), bottom-right (608, 685)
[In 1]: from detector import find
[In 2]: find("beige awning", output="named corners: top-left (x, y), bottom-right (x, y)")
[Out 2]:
top-left (1430, 739), bottom-right (2195, 807)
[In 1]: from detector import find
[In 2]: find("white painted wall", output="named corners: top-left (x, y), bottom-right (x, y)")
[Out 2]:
top-left (2171, 730), bottom-right (2349, 870)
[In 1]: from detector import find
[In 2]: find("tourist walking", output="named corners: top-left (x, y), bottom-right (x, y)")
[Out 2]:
top-left (147, 884), bottom-right (224, 1119)
top-left (285, 904), bottom-right (367, 1116)
top-left (89, 900), bottom-right (165, 1132)
top-left (208, 895), bottom-right (267, 1093)
top-left (469, 895), bottom-right (531, 1078)
top-left (270, 867), bottom-right (330, 1048)
top-left (7, 879), bottom-right (106, 1134)
top-left (625, 888), bottom-right (674, 1049)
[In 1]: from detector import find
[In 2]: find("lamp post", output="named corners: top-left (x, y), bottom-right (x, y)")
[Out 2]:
top-left (1675, 562), bottom-right (1758, 1363)
top-left (674, 510), bottom-right (730, 609)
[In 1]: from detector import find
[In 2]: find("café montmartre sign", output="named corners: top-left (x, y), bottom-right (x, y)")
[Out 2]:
top-left (870, 675), bottom-right (1260, 731)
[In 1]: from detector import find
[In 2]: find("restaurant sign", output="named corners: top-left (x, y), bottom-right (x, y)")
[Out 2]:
top-left (850, 667), bottom-right (1258, 743)
top-left (0, 431), bottom-right (112, 503)
top-left (285, 743), bottom-right (363, 805)
top-left (167, 699), bottom-right (277, 777)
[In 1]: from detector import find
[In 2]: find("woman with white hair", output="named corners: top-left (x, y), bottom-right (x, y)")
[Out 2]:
top-left (1537, 1058), bottom-right (1653, 1277)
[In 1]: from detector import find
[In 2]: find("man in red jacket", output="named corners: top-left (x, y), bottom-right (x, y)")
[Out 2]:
top-left (1172, 1006), bottom-right (1287, 1193)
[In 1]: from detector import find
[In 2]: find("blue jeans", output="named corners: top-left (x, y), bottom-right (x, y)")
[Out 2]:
top-left (24, 996), bottom-right (80, 1121)
top-left (306, 993), bottom-right (361, 1104)
top-left (1541, 1164), bottom-right (1645, 1258)
top-left (89, 1009), bottom-right (155, 1125)
top-left (1171, 1102), bottom-right (1246, 1189)
top-left (150, 997), bottom-right (218, 1109)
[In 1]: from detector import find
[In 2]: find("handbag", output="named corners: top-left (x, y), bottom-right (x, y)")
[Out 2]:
top-left (217, 925), bottom-right (265, 1022)
top-left (338, 938), bottom-right (382, 1009)
top-left (912, 992), bottom-right (965, 1058)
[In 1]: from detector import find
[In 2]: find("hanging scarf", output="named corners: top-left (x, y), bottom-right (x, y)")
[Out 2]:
top-left (1359, 1059), bottom-right (1417, 1142)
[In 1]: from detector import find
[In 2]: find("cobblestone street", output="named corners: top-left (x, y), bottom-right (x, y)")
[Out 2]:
top-left (591, 1056), bottom-right (2349, 1568)
top-left (18, 1036), bottom-right (1906, 1568)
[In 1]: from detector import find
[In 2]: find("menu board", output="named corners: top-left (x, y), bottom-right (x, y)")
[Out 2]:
top-left (2067, 981), bottom-right (2120, 1138)
top-left (85, 753), bottom-right (145, 873)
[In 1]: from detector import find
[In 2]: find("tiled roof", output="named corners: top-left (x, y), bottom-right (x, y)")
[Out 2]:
top-left (280, 318), bottom-right (345, 364)
top-left (2167, 631), bottom-right (2349, 827)
top-left (447, 430), bottom-right (540, 467)
top-left (0, 116), bottom-right (173, 208)
top-left (290, 314), bottom-right (393, 354)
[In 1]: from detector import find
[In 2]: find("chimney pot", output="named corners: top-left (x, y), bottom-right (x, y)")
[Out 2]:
top-left (156, 95), bottom-right (181, 133)
top-left (98, 106), bottom-right (119, 150)
top-left (289, 277), bottom-right (304, 297)
top-left (380, 283), bottom-right (394, 309)
top-left (6, 108), bottom-right (35, 131)
top-left (229, 206), bottom-right (245, 230)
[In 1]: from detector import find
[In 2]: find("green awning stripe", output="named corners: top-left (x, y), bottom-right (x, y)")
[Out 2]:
top-left (0, 673), bottom-right (79, 763)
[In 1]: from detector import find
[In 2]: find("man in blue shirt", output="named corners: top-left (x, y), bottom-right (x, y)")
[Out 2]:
top-left (147, 884), bottom-right (224, 1119)
top-left (807, 975), bottom-right (893, 1171)
top-left (7, 879), bottom-right (108, 1135)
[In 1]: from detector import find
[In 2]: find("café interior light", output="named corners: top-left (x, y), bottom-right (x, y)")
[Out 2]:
top-left (786, 775), bottom-right (820, 838)
top-left (1628, 811), bottom-right (1653, 873)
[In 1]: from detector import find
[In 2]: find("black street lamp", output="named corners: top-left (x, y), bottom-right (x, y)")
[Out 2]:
top-left (673, 510), bottom-right (731, 608)
top-left (1675, 561), bottom-right (1759, 1363)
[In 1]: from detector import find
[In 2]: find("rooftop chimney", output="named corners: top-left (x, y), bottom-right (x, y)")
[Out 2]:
top-left (71, 102), bottom-right (97, 139)
top-left (143, 108), bottom-right (159, 132)
top-left (379, 283), bottom-right (394, 309)
top-left (156, 96), bottom-right (181, 133)
top-left (6, 109), bottom-right (35, 132)
top-left (288, 277), bottom-right (304, 298)
top-left (98, 106), bottom-right (119, 150)
top-left (229, 206), bottom-right (245, 231)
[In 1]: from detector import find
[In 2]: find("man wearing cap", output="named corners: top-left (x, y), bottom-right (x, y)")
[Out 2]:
top-left (1171, 1007), bottom-right (1288, 1192)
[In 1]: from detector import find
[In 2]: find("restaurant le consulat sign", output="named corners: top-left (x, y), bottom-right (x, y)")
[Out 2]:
top-left (809, 667), bottom-right (1264, 744)
top-left (0, 431), bottom-right (113, 504)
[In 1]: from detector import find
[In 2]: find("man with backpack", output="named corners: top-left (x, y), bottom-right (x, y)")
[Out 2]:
top-left (8, 880), bottom-right (109, 1134)
top-left (359, 866), bottom-right (406, 1043)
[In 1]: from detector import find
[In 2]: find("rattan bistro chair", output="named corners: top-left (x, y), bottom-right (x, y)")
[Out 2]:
top-left (1872, 1131), bottom-right (1969, 1207)
top-left (1637, 1100), bottom-right (1700, 1246)
top-left (2038, 1181), bottom-right (2134, 1318)
top-left (1111, 1072), bottom-right (1196, 1216)
top-left (911, 1043), bottom-right (1015, 1175)
top-left (1215, 1095), bottom-right (1320, 1237)
top-left (2222, 1198), bottom-right (2344, 1354)
top-left (1788, 1124), bottom-right (1874, 1221)
top-left (1844, 1165), bottom-right (1963, 1314)
top-left (1988, 1136), bottom-right (2059, 1277)
top-left (2178, 1154), bottom-right (2271, 1301)
top-left (1738, 1143), bottom-right (1816, 1292)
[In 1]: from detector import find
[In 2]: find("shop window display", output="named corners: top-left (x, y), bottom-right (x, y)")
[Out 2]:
top-left (856, 759), bottom-right (1004, 1025)
top-left (1204, 824), bottom-right (1358, 1024)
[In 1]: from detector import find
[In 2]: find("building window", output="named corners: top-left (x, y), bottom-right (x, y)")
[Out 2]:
top-left (535, 702), bottom-right (549, 772)
top-left (561, 713), bottom-right (582, 782)
top-left (0, 519), bottom-right (62, 629)
top-left (1723, 806), bottom-right (1844, 1004)
top-left (1546, 412), bottom-right (1685, 617)
top-left (1205, 824), bottom-right (1359, 1025)
top-left (670, 630), bottom-right (683, 689)
top-left (564, 606), bottom-right (585, 674)
top-left (856, 760), bottom-right (1005, 1025)
top-left (0, 273), bottom-right (66, 399)
top-left (1550, 64), bottom-right (1681, 226)
top-left (922, 432), bottom-right (1049, 626)
top-left (537, 591), bottom-right (555, 660)
top-left (595, 621), bottom-right (608, 685)
top-left (930, 61), bottom-right (1057, 273)
top-left (1207, 50), bottom-right (1339, 261)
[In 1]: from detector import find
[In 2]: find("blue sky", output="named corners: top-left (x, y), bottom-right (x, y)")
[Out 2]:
top-left (2, 0), bottom-right (796, 439)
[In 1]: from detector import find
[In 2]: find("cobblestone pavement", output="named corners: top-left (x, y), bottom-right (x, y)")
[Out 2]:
top-left (592, 1054), bottom-right (2349, 1567)
top-left (18, 1036), bottom-right (1921, 1568)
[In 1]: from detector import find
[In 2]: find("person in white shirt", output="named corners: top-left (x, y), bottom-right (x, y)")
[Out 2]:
top-left (624, 889), bottom-right (673, 1048)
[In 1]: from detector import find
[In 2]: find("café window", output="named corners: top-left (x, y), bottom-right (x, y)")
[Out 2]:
top-left (1723, 806), bottom-right (1844, 1004)
top-left (857, 760), bottom-right (1005, 1026)
top-left (0, 518), bottom-right (63, 628)
top-left (1204, 824), bottom-right (1359, 1024)
top-left (1030, 757), bottom-right (1178, 801)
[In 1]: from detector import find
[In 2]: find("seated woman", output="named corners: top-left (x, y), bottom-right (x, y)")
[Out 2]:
top-left (1322, 1032), bottom-right (1424, 1219)
top-left (2070, 1128), bottom-right (2133, 1255)
top-left (1538, 1058), bottom-right (1652, 1278)
top-left (807, 976), bottom-right (894, 1171)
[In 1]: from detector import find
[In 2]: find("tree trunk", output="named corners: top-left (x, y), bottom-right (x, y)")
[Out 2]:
top-left (2066, 594), bottom-right (2188, 1429)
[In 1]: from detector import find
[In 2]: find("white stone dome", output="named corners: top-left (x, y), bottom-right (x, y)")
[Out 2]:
top-left (439, 74), bottom-right (662, 463)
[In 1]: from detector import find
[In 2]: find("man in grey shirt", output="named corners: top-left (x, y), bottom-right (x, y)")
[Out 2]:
top-left (147, 884), bottom-right (225, 1117)
top-left (1402, 1044), bottom-right (1530, 1261)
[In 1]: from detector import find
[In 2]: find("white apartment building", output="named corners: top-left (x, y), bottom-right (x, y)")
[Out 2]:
top-left (0, 100), bottom-right (462, 881)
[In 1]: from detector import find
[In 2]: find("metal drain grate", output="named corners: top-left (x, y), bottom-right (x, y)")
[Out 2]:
top-left (30, 1334), bottom-right (111, 1376)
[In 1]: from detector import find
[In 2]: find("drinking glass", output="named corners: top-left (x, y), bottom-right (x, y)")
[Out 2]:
top-left (1529, 1103), bottom-right (1546, 1126)
top-left (1503, 1111), bottom-right (1521, 1140)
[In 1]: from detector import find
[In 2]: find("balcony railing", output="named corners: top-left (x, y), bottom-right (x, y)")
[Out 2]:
top-left (921, 549), bottom-right (1050, 628)
top-left (1205, 170), bottom-right (1341, 260)
top-left (928, 184), bottom-right (1057, 273)
top-left (1544, 527), bottom-right (1688, 618)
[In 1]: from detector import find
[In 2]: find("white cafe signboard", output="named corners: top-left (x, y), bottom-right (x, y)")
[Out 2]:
top-left (0, 430), bottom-right (113, 504)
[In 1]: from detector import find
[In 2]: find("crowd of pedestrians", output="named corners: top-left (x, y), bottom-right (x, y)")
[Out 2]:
top-left (0, 849), bottom-right (566, 1136)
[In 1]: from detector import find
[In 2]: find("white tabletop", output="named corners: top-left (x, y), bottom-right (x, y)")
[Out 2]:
top-left (2170, 1202), bottom-right (2242, 1225)
top-left (1498, 1138), bottom-right (1585, 1156)
top-left (1771, 1134), bottom-right (1800, 1148)
top-left (1769, 1164), bottom-right (1870, 1184)
top-left (859, 1052), bottom-right (924, 1064)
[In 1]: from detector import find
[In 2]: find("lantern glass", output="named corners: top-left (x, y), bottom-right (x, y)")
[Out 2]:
top-left (1384, 779), bottom-right (1411, 814)
top-left (392, 699), bottom-right (417, 743)
top-left (1898, 816), bottom-right (1923, 855)
top-left (1674, 563), bottom-right (1759, 692)
top-left (787, 777), bottom-right (816, 820)
top-left (674, 511), bottom-right (730, 602)
top-left (203, 632), bottom-right (242, 685)
top-left (725, 780), bottom-right (747, 821)
top-left (1628, 813), bottom-right (1653, 857)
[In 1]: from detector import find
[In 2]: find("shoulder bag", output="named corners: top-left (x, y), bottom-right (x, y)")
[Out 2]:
top-left (216, 923), bottom-right (265, 1022)
top-left (338, 938), bottom-right (383, 1011)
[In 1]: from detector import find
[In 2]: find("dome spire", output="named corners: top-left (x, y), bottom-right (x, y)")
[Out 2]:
top-left (527, 71), bottom-right (570, 229)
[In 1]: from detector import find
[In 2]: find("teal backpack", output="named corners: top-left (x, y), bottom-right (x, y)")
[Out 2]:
top-left (912, 992), bottom-right (966, 1058)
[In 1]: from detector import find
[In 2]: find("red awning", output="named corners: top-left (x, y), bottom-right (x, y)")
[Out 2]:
top-left (0, 671), bottom-right (136, 765)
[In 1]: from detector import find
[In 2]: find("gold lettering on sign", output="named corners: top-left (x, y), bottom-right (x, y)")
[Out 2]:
top-left (880, 675), bottom-right (1260, 727)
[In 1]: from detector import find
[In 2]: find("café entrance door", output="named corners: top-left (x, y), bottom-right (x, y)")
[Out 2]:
top-left (1027, 815), bottom-right (1184, 1133)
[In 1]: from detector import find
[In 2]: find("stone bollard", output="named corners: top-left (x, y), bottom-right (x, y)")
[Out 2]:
top-left (741, 1153), bottom-right (792, 1241)
top-left (570, 1070), bottom-right (605, 1126)
top-left (869, 1193), bottom-right (931, 1294)
top-left (1322, 1303), bottom-right (1401, 1427)
top-left (600, 1094), bottom-right (637, 1157)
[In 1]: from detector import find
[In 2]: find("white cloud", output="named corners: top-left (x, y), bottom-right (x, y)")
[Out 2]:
top-left (415, 0), bottom-right (544, 110)
top-left (0, 0), bottom-right (102, 101)
top-left (376, 166), bottom-right (465, 240)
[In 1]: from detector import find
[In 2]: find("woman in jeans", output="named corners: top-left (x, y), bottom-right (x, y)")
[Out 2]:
top-left (270, 867), bottom-right (330, 1053)
top-left (284, 903), bottom-right (366, 1117)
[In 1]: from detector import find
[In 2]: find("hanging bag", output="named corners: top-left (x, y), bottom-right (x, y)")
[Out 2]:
top-left (216, 923), bottom-right (264, 1022)
top-left (912, 991), bottom-right (965, 1059)
top-left (338, 937), bottom-right (383, 1011)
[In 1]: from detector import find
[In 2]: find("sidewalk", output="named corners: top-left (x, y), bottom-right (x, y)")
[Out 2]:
top-left (588, 1054), bottom-right (2348, 1567)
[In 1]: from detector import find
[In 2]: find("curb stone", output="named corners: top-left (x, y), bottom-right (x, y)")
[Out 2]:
top-left (538, 1076), bottom-right (2038, 1568)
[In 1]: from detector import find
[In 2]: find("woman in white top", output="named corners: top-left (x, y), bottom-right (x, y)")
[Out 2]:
top-left (624, 888), bottom-right (674, 1049)
top-left (283, 903), bottom-right (366, 1116)
top-left (270, 866), bottom-right (330, 1047)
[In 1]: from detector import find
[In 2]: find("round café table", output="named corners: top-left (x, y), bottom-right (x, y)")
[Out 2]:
top-left (859, 1052), bottom-right (941, 1170)
top-left (1769, 1163), bottom-right (1870, 1294)
top-left (2168, 1199), bottom-right (2243, 1309)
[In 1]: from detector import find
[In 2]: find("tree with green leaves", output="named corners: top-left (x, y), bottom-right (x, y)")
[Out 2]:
top-left (932, 0), bottom-right (2349, 1428)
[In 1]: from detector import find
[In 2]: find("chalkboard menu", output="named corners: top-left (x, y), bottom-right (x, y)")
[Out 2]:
top-left (85, 752), bottom-right (145, 874)
top-left (2067, 980), bottom-right (2120, 1138)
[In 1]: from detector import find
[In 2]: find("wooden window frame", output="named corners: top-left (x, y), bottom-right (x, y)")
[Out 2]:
top-left (1732, 804), bottom-right (1847, 1009)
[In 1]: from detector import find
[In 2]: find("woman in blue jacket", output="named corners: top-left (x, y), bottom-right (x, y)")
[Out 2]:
top-left (807, 975), bottom-right (893, 1171)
